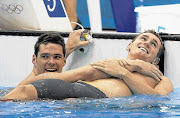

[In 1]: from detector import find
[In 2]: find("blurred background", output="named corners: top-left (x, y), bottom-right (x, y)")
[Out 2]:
top-left (76, 0), bottom-right (180, 33)
top-left (1, 0), bottom-right (180, 33)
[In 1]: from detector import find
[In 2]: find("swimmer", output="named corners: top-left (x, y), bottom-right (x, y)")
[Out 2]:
top-left (16, 29), bottom-right (89, 86)
top-left (4, 30), bottom-right (173, 100)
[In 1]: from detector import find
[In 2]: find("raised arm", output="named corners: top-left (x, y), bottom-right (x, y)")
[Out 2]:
top-left (65, 30), bottom-right (90, 57)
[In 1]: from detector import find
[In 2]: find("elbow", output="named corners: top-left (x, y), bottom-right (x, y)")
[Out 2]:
top-left (159, 84), bottom-right (174, 95)
top-left (157, 92), bottom-right (167, 95)
top-left (156, 88), bottom-right (174, 95)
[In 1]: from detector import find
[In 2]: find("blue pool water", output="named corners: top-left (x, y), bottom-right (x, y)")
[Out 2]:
top-left (0, 87), bottom-right (180, 118)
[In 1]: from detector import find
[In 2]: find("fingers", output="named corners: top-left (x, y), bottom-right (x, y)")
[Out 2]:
top-left (151, 72), bottom-right (161, 81)
top-left (118, 61), bottom-right (125, 68)
top-left (79, 40), bottom-right (90, 46)
top-left (91, 60), bottom-right (105, 66)
top-left (75, 29), bottom-right (87, 37)
top-left (91, 59), bottom-right (111, 69)
top-left (74, 29), bottom-right (85, 34)
top-left (91, 58), bottom-right (128, 70)
top-left (152, 69), bottom-right (163, 80)
top-left (150, 66), bottom-right (163, 81)
top-left (151, 65), bottom-right (163, 79)
top-left (70, 29), bottom-right (85, 36)
top-left (91, 65), bottom-right (105, 72)
top-left (68, 29), bottom-right (90, 47)
top-left (91, 62), bottom-right (104, 67)
top-left (121, 59), bottom-right (129, 69)
top-left (156, 69), bottom-right (163, 77)
top-left (118, 59), bottom-right (129, 69)
top-left (91, 61), bottom-right (106, 72)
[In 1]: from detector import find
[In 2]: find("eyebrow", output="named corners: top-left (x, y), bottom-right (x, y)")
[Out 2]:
top-left (40, 53), bottom-right (50, 56)
top-left (54, 54), bottom-right (62, 57)
top-left (141, 35), bottom-right (149, 38)
top-left (40, 53), bottom-right (62, 56)
top-left (141, 35), bottom-right (159, 47)
top-left (153, 39), bottom-right (158, 46)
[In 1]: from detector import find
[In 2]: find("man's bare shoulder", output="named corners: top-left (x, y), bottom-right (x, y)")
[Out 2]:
top-left (17, 71), bottom-right (36, 86)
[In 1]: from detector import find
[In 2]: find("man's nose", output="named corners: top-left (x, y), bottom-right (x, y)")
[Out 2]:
top-left (144, 41), bottom-right (150, 48)
top-left (48, 57), bottom-right (56, 66)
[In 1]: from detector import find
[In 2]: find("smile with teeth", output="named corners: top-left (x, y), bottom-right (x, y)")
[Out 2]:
top-left (138, 47), bottom-right (148, 54)
top-left (45, 68), bottom-right (57, 72)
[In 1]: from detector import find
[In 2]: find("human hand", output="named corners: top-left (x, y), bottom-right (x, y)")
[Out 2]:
top-left (91, 59), bottom-right (128, 78)
top-left (66, 29), bottom-right (90, 57)
top-left (126, 59), bottom-right (163, 81)
top-left (105, 57), bottom-right (129, 69)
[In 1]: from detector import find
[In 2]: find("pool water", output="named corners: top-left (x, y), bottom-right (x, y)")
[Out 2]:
top-left (0, 87), bottom-right (180, 118)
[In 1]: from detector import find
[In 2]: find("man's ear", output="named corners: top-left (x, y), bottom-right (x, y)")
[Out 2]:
top-left (32, 54), bottom-right (36, 65)
top-left (152, 57), bottom-right (160, 65)
top-left (126, 42), bottom-right (132, 51)
top-left (63, 57), bottom-right (66, 66)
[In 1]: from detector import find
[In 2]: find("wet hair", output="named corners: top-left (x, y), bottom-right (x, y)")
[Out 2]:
top-left (133, 30), bottom-right (164, 58)
top-left (34, 33), bottom-right (66, 57)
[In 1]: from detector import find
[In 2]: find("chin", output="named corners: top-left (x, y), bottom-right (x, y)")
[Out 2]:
top-left (131, 55), bottom-right (146, 61)
top-left (137, 57), bottom-right (149, 62)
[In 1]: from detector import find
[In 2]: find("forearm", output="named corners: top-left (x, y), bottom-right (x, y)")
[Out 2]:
top-left (153, 76), bottom-right (173, 95)
top-left (63, 0), bottom-right (77, 20)
top-left (34, 65), bottom-right (110, 83)
top-left (121, 71), bottom-right (173, 95)
top-left (122, 72), bottom-right (159, 95)
top-left (65, 46), bottom-right (74, 58)
top-left (19, 65), bottom-right (110, 85)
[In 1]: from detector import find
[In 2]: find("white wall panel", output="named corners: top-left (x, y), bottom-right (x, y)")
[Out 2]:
top-left (164, 41), bottom-right (180, 88)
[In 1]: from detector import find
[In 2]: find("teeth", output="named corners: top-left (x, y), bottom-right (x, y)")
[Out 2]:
top-left (45, 69), bottom-right (57, 72)
top-left (139, 47), bottom-right (148, 53)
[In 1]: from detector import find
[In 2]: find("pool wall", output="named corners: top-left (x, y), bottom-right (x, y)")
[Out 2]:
top-left (0, 32), bottom-right (179, 88)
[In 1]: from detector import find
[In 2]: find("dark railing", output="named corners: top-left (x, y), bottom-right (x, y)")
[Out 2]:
top-left (0, 30), bottom-right (180, 41)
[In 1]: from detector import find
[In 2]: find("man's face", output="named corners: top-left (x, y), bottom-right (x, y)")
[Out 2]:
top-left (127, 33), bottom-right (162, 63)
top-left (32, 43), bottom-right (66, 75)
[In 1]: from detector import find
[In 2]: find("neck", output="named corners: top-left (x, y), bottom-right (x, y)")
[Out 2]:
top-left (32, 66), bottom-right (38, 76)
top-left (126, 54), bottom-right (148, 62)
top-left (126, 54), bottom-right (137, 60)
